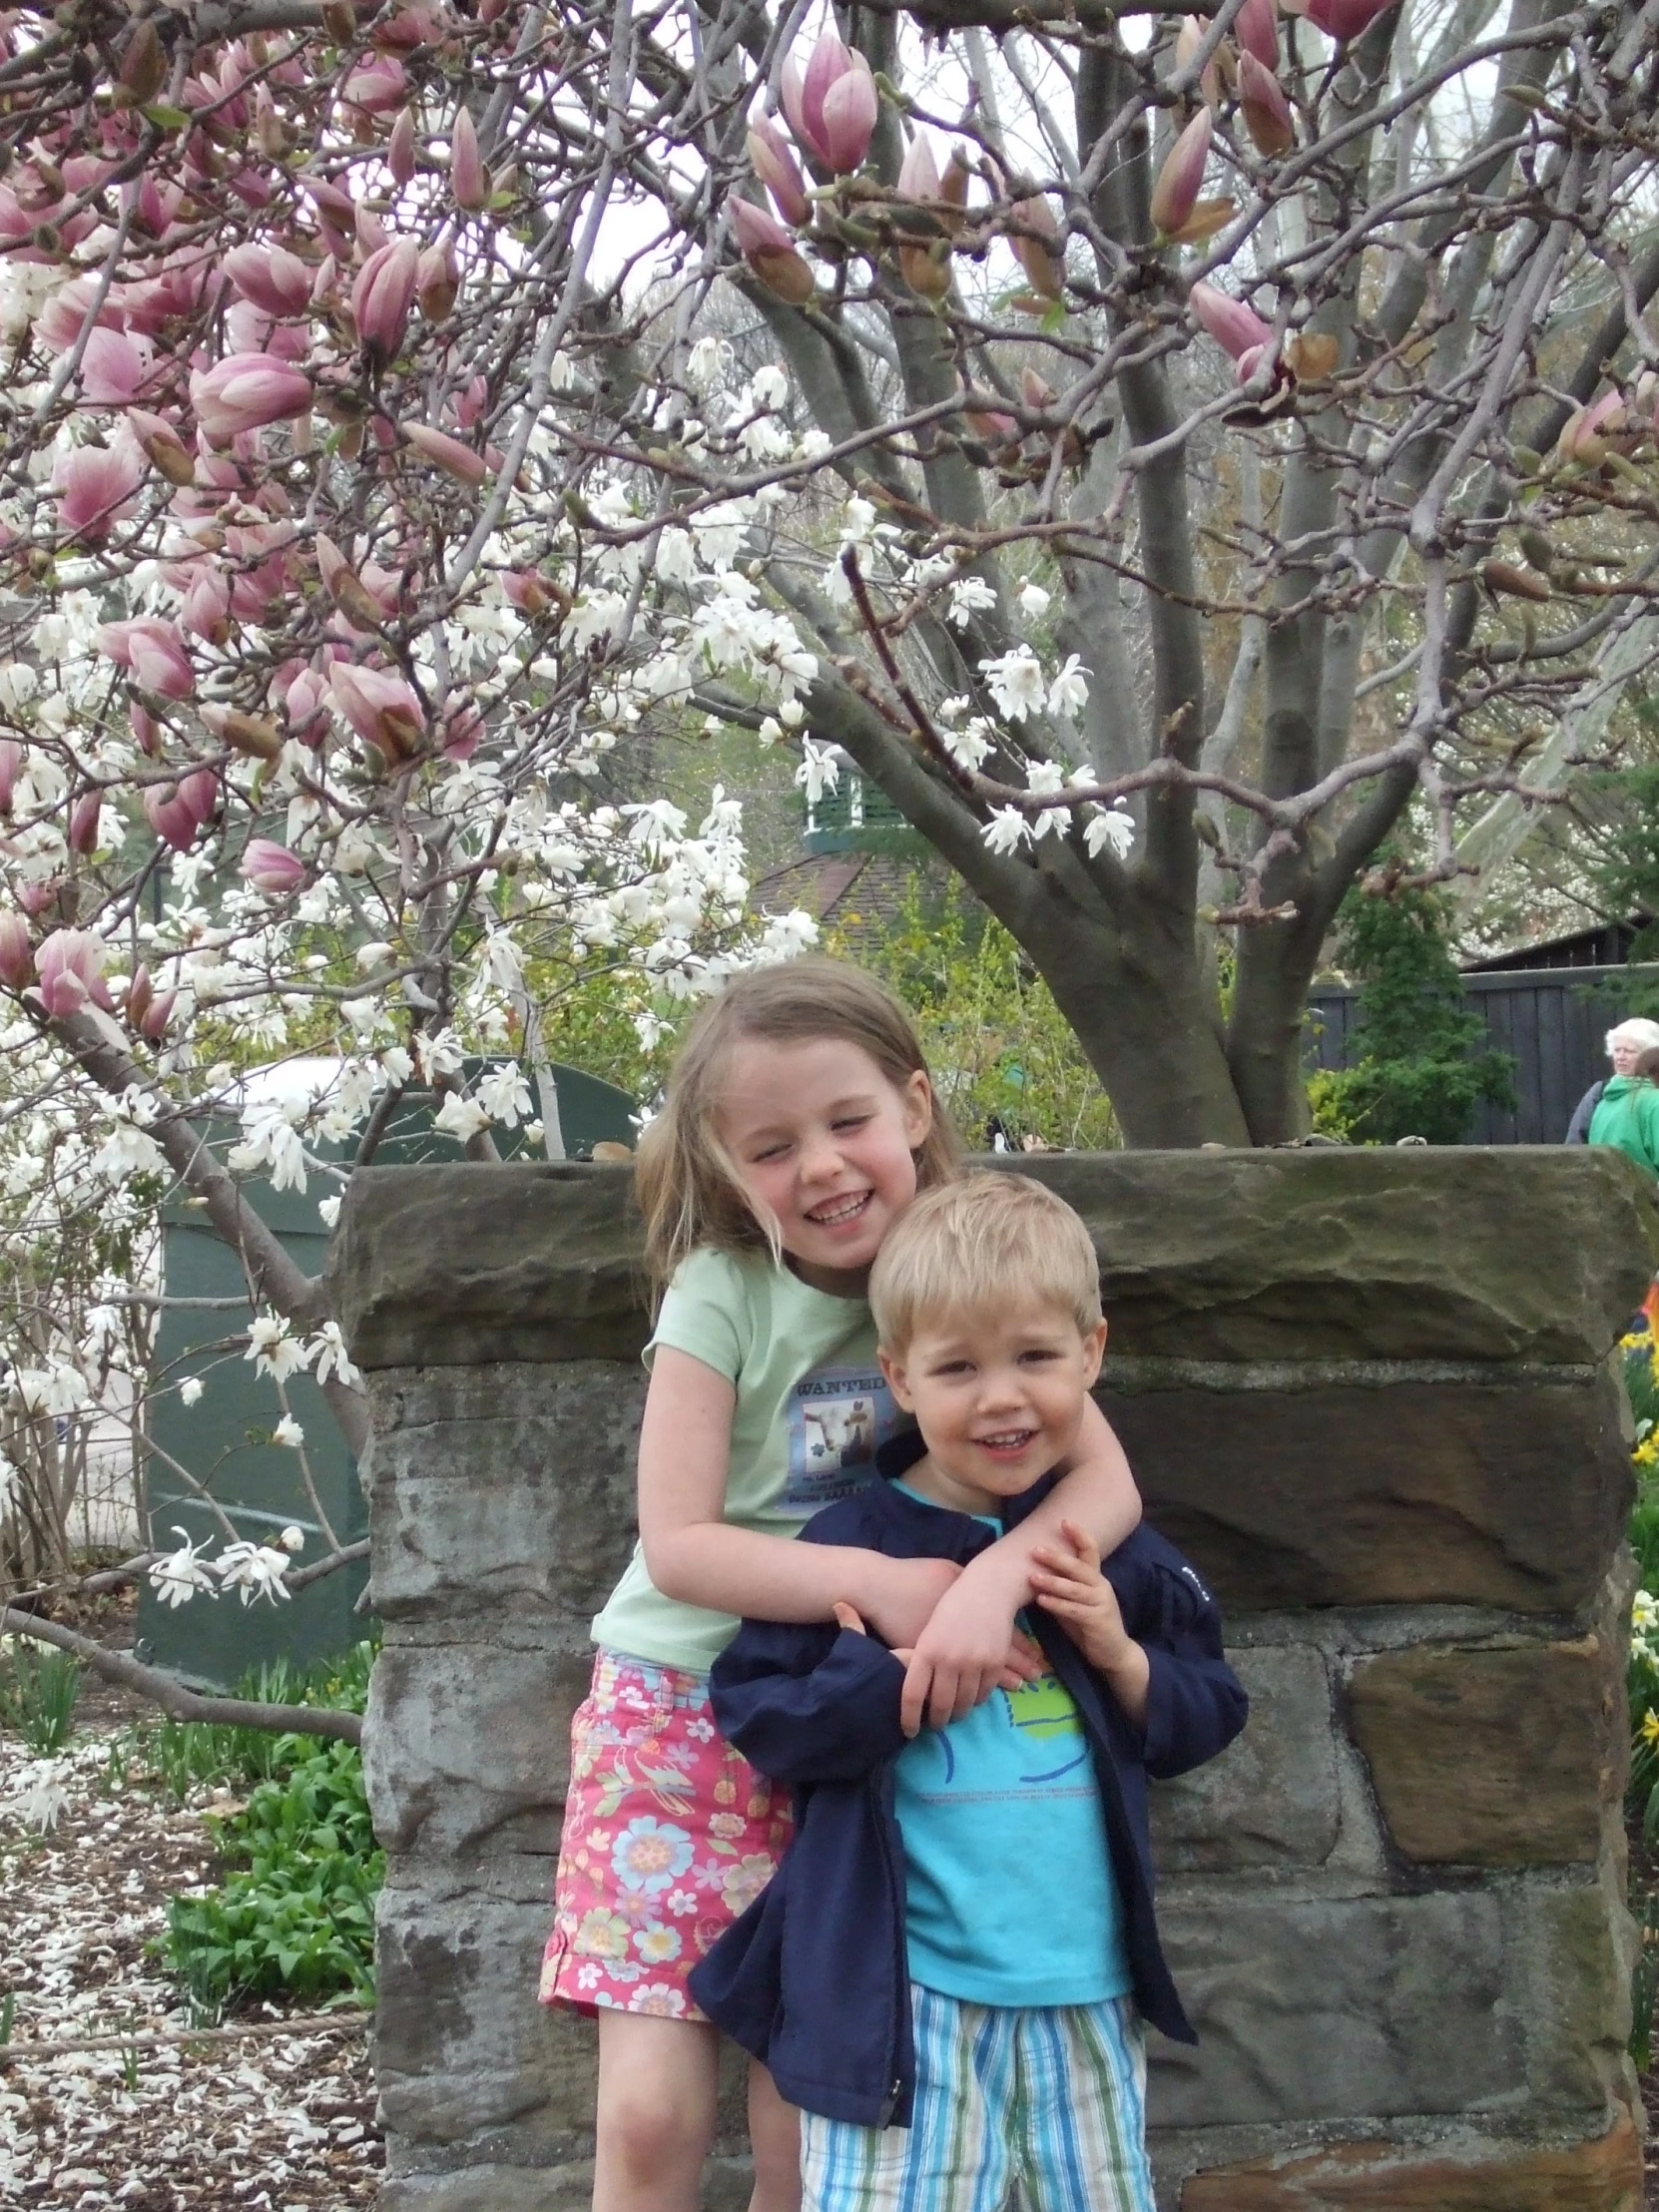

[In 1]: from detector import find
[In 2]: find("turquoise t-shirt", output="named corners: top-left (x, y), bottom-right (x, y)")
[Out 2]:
top-left (589, 1246), bottom-right (908, 1673)
top-left (891, 1485), bottom-right (1131, 2008)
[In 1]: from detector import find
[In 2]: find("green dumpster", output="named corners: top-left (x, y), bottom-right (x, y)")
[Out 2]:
top-left (135, 1060), bottom-right (636, 1687)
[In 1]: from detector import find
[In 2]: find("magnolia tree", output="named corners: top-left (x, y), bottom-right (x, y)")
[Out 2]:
top-left (0, 0), bottom-right (1655, 1693)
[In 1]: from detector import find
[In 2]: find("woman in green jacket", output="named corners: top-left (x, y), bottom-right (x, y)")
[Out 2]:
top-left (1587, 1046), bottom-right (1659, 1177)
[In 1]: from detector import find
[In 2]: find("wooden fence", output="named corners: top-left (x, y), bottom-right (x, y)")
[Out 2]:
top-left (1304, 963), bottom-right (1659, 1144)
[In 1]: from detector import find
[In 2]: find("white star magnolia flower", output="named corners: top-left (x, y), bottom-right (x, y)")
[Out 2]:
top-left (794, 740), bottom-right (840, 805)
top-left (149, 1527), bottom-right (216, 1609)
top-left (245, 1313), bottom-right (315, 1383)
top-left (981, 649), bottom-right (1046, 723)
top-left (311, 1320), bottom-right (360, 1388)
top-left (434, 1090), bottom-right (491, 1143)
top-left (317, 1195), bottom-right (343, 1230)
top-left (11, 1364), bottom-right (90, 1417)
top-left (280, 1525), bottom-right (306, 1553)
top-left (947, 577), bottom-right (998, 627)
top-left (179, 1376), bottom-right (205, 1406)
top-left (273, 1415), bottom-right (304, 1448)
top-left (214, 1539), bottom-right (293, 1606)
top-left (415, 1027), bottom-right (466, 1083)
top-left (15, 1762), bottom-right (68, 1835)
top-left (981, 807), bottom-right (1032, 855)
top-left (1017, 583), bottom-right (1051, 618)
top-left (228, 1109), bottom-right (307, 1195)
top-left (1048, 655), bottom-right (1090, 720)
top-left (1085, 805), bottom-right (1137, 859)
top-left (476, 1064), bottom-right (533, 1127)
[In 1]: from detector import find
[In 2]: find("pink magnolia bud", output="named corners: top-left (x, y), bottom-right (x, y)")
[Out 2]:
top-left (316, 533), bottom-right (387, 630)
top-left (1557, 389), bottom-right (1626, 466)
top-left (1150, 107), bottom-right (1212, 239)
top-left (190, 353), bottom-right (313, 443)
top-left (783, 31), bottom-right (877, 176)
top-left (417, 242), bottom-right (459, 321)
top-left (283, 667), bottom-right (330, 745)
top-left (1010, 195), bottom-right (1064, 303)
top-left (17, 879), bottom-right (61, 919)
top-left (1235, 0), bottom-right (1280, 67)
top-left (748, 117), bottom-right (811, 229)
top-left (69, 790), bottom-right (101, 854)
top-left (130, 702), bottom-right (161, 755)
top-left (1175, 16), bottom-right (1222, 107)
top-left (99, 618), bottom-right (196, 701)
top-left (179, 564), bottom-right (232, 643)
top-left (1237, 53), bottom-right (1295, 156)
top-left (128, 408), bottom-right (196, 488)
top-left (180, 768), bottom-right (221, 826)
top-left (0, 912), bottom-right (31, 988)
top-left (728, 196), bottom-right (816, 304)
top-left (299, 170), bottom-right (357, 261)
top-left (450, 106), bottom-right (490, 213)
top-left (441, 698), bottom-right (483, 761)
top-left (960, 381), bottom-right (1017, 442)
top-left (143, 783), bottom-right (200, 850)
top-left (502, 568), bottom-right (553, 615)
top-left (199, 704), bottom-right (283, 760)
top-left (34, 927), bottom-right (112, 1017)
top-left (0, 738), bottom-right (18, 813)
top-left (388, 107), bottom-right (416, 187)
top-left (140, 987), bottom-right (177, 1039)
top-left (456, 374), bottom-right (489, 427)
top-left (896, 133), bottom-right (941, 203)
top-left (1189, 279), bottom-right (1274, 362)
top-left (1305, 0), bottom-right (1393, 37)
top-left (403, 421), bottom-right (490, 484)
top-left (352, 238), bottom-right (420, 368)
top-left (126, 962), bottom-right (153, 1028)
top-left (241, 836), bottom-right (308, 894)
top-left (328, 661), bottom-right (427, 762)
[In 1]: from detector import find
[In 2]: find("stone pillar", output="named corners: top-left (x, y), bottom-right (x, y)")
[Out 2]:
top-left (331, 1149), bottom-right (1659, 2211)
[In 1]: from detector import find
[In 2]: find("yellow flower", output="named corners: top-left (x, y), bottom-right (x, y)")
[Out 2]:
top-left (1640, 1712), bottom-right (1659, 1747)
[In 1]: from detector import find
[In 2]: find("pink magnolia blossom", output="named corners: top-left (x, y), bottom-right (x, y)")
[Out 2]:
top-left (190, 353), bottom-right (313, 442)
top-left (388, 108), bottom-right (416, 187)
top-left (1237, 53), bottom-right (1295, 156)
top-left (441, 698), bottom-right (483, 761)
top-left (126, 963), bottom-right (177, 1038)
top-left (299, 171), bottom-right (357, 261)
top-left (34, 279), bottom-right (120, 354)
top-left (128, 408), bottom-right (196, 487)
top-left (34, 928), bottom-right (113, 1018)
top-left (729, 197), bottom-right (816, 304)
top-left (450, 107), bottom-right (489, 213)
top-left (342, 53), bottom-right (405, 114)
top-left (0, 912), bottom-right (30, 990)
top-left (417, 242), bottom-right (458, 322)
top-left (352, 239), bottom-right (420, 367)
top-left (896, 133), bottom-right (941, 203)
top-left (748, 117), bottom-right (811, 228)
top-left (143, 783), bottom-right (200, 850)
top-left (77, 326), bottom-right (156, 405)
top-left (1151, 108), bottom-right (1219, 241)
top-left (98, 618), bottom-right (195, 700)
top-left (130, 703), bottom-right (161, 755)
top-left (1175, 16), bottom-right (1223, 107)
top-left (224, 243), bottom-right (313, 318)
top-left (1304, 0), bottom-right (1393, 37)
top-left (783, 32), bottom-right (878, 176)
top-left (17, 879), bottom-right (62, 918)
top-left (403, 421), bottom-right (489, 485)
top-left (179, 769), bottom-right (221, 826)
top-left (52, 440), bottom-right (146, 544)
top-left (1557, 389), bottom-right (1626, 466)
top-left (241, 837), bottom-right (307, 894)
top-left (1010, 196), bottom-right (1064, 303)
top-left (1190, 279), bottom-right (1274, 364)
top-left (179, 564), bottom-right (232, 643)
top-left (282, 667), bottom-right (330, 746)
top-left (328, 662), bottom-right (426, 762)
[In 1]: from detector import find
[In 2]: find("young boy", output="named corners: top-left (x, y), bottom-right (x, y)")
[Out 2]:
top-left (689, 1172), bottom-right (1248, 2212)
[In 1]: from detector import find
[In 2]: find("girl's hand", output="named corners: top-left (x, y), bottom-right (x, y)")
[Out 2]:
top-left (1030, 1519), bottom-right (1150, 1725)
top-left (834, 1602), bottom-right (1040, 1703)
top-left (897, 1554), bottom-right (1033, 1735)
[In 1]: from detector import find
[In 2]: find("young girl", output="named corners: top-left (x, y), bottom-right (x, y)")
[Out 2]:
top-left (539, 958), bottom-right (1142, 2212)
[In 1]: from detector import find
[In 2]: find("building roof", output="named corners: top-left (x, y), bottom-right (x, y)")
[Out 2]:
top-left (753, 847), bottom-right (943, 943)
top-left (1460, 917), bottom-right (1649, 972)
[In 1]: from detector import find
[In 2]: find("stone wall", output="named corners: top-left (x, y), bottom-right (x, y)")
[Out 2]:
top-left (331, 1148), bottom-right (1659, 2211)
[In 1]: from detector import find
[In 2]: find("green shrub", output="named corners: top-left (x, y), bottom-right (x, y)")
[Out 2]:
top-left (134, 1642), bottom-right (375, 1805)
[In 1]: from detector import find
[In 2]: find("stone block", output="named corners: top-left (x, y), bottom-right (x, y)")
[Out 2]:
top-left (365, 1365), bottom-right (642, 1624)
top-left (1148, 1893), bottom-right (1517, 2127)
top-left (1117, 1374), bottom-right (1631, 1613)
top-left (1511, 1884), bottom-right (1636, 2112)
top-left (365, 1643), bottom-right (590, 1859)
top-left (1152, 1646), bottom-right (1339, 1872)
top-left (1349, 1638), bottom-right (1616, 1865)
top-left (375, 1885), bottom-right (596, 2158)
top-left (333, 1150), bottom-right (1659, 1373)
top-left (1178, 2108), bottom-right (1642, 2210)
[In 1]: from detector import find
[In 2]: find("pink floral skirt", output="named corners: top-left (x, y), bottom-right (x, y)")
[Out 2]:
top-left (539, 1649), bottom-right (794, 2020)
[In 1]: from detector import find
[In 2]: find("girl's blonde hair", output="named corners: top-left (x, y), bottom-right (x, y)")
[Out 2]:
top-left (635, 957), bottom-right (962, 1287)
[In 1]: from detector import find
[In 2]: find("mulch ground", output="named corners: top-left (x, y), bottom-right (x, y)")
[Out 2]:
top-left (0, 1588), bottom-right (382, 2210)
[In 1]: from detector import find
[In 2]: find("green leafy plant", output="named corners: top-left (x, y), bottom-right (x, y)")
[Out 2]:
top-left (1632, 1894), bottom-right (1659, 2070)
top-left (163, 1737), bottom-right (382, 2014)
top-left (133, 1643), bottom-right (374, 1805)
top-left (1311, 878), bottom-right (1515, 1146)
top-left (0, 1637), bottom-right (82, 1755)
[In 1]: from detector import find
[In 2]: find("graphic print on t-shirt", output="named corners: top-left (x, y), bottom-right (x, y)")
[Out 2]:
top-left (781, 1364), bottom-right (903, 1515)
top-left (928, 1665), bottom-right (1091, 1786)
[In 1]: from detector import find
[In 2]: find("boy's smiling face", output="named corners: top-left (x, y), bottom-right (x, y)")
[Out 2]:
top-left (878, 1299), bottom-right (1107, 1517)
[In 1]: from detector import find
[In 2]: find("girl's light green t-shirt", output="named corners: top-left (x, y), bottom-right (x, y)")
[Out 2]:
top-left (589, 1245), bottom-right (907, 1674)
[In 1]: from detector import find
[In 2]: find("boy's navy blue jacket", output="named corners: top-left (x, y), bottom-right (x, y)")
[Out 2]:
top-left (686, 1433), bottom-right (1248, 2128)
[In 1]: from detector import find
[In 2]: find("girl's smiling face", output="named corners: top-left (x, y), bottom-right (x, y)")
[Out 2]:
top-left (718, 1035), bottom-right (933, 1294)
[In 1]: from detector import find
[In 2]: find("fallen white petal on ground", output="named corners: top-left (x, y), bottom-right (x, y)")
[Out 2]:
top-left (0, 1728), bottom-right (382, 2210)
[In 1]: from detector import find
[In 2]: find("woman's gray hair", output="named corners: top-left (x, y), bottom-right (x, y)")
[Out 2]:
top-left (1605, 1019), bottom-right (1659, 1057)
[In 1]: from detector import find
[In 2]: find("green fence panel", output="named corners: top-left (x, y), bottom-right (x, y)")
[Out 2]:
top-left (135, 1062), bottom-right (636, 1687)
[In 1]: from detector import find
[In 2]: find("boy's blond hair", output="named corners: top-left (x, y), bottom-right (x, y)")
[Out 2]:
top-left (634, 957), bottom-right (963, 1288)
top-left (869, 1172), bottom-right (1103, 1354)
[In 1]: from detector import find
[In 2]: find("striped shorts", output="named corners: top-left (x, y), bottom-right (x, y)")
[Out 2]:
top-left (800, 1985), bottom-right (1156, 2212)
